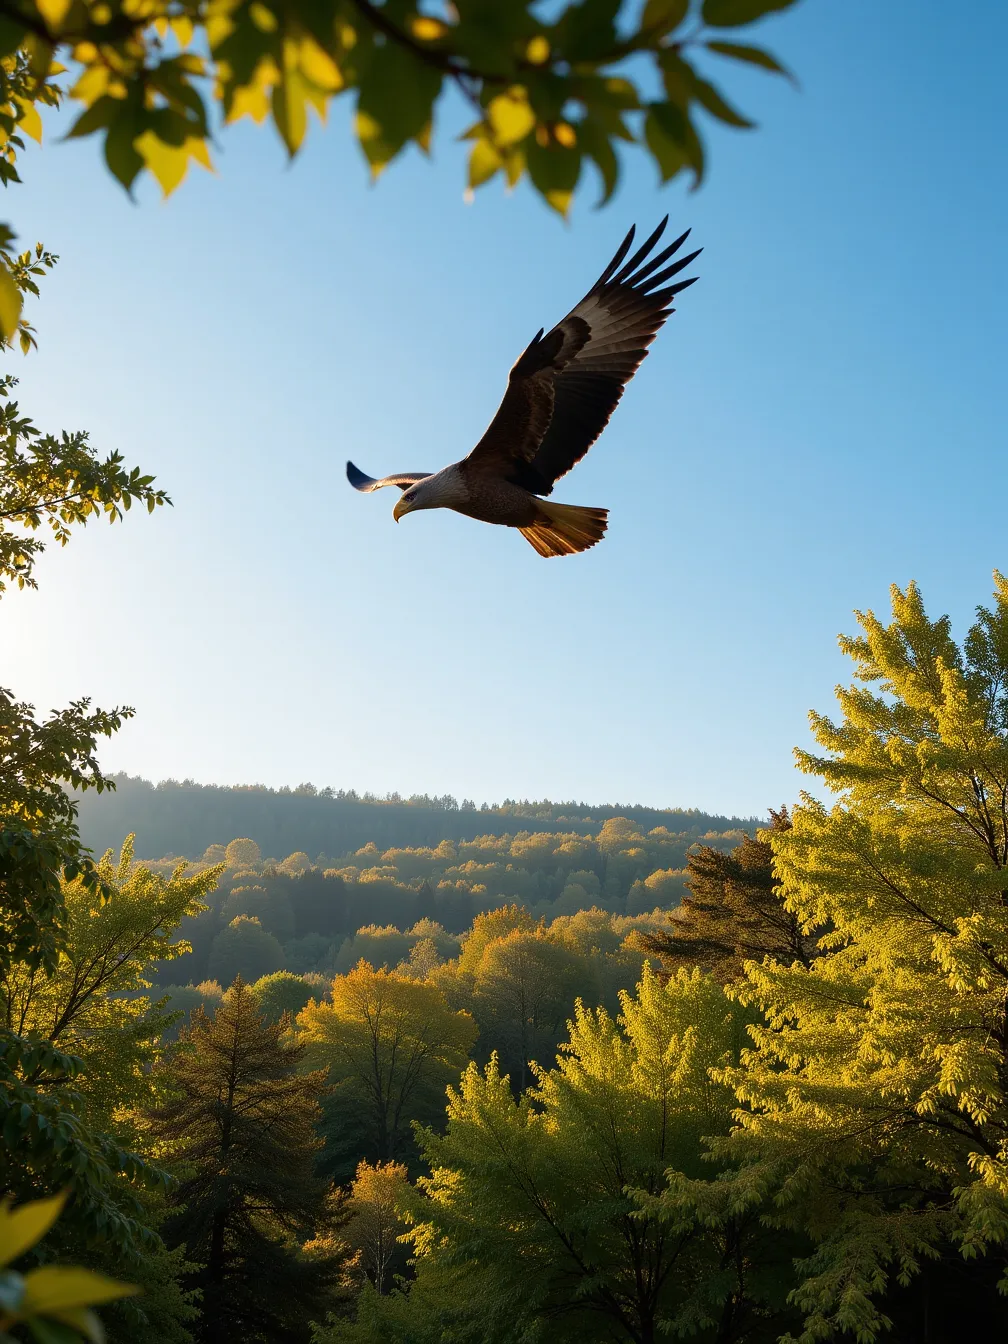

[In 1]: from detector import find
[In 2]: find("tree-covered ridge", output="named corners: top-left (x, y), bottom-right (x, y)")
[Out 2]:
top-left (76, 772), bottom-right (757, 861)
top-left (138, 816), bottom-right (720, 988)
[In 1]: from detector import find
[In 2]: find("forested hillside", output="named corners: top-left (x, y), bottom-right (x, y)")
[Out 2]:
top-left (76, 774), bottom-right (757, 862)
top-left (138, 815), bottom-right (726, 987)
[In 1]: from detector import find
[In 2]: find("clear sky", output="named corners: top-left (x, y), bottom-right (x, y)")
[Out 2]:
top-left (2, 0), bottom-right (1005, 819)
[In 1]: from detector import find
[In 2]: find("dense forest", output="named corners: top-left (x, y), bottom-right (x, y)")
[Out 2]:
top-left (142, 814), bottom-right (715, 989)
top-left (76, 774), bottom-right (756, 864)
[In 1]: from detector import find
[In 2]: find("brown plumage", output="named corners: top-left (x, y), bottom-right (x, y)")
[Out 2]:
top-left (347, 217), bottom-right (700, 557)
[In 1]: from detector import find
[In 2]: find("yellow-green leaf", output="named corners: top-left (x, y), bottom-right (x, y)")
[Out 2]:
top-left (21, 1265), bottom-right (140, 1313)
top-left (35, 0), bottom-right (72, 30)
top-left (487, 91), bottom-right (535, 147)
top-left (135, 130), bottom-right (212, 195)
top-left (272, 69), bottom-right (308, 154)
top-left (0, 1193), bottom-right (66, 1268)
top-left (468, 137), bottom-right (502, 188)
top-left (15, 99), bottom-right (43, 144)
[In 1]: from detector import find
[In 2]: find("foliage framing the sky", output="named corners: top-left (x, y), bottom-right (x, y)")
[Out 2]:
top-left (0, 0), bottom-right (798, 221)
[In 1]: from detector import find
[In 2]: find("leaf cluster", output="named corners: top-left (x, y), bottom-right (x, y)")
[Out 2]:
top-left (0, 1191), bottom-right (138, 1344)
top-left (0, 0), bottom-right (798, 223)
top-left (0, 373), bottom-right (170, 594)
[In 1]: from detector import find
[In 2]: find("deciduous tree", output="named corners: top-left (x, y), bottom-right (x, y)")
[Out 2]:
top-left (344, 1160), bottom-right (410, 1295)
top-left (715, 575), bottom-right (1008, 1341)
top-left (391, 966), bottom-right (794, 1344)
top-left (298, 963), bottom-right (476, 1182)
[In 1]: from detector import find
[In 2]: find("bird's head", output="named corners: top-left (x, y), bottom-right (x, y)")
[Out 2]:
top-left (393, 478), bottom-right (437, 522)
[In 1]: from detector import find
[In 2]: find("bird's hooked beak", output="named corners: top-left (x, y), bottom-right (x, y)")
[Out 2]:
top-left (393, 496), bottom-right (412, 523)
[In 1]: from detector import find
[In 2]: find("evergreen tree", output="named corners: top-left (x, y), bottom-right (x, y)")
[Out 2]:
top-left (153, 979), bottom-right (345, 1343)
top-left (640, 808), bottom-right (815, 979)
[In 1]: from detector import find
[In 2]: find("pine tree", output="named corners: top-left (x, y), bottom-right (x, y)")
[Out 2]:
top-left (152, 978), bottom-right (345, 1342)
top-left (640, 807), bottom-right (816, 979)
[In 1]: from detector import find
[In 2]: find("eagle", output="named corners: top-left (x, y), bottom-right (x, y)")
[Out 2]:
top-left (346, 217), bottom-right (700, 558)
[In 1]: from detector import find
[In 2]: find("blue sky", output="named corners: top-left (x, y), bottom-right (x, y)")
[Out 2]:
top-left (2, 0), bottom-right (1005, 819)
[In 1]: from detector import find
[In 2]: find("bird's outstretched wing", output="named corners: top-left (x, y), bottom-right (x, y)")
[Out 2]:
top-left (464, 218), bottom-right (700, 494)
top-left (346, 462), bottom-right (431, 493)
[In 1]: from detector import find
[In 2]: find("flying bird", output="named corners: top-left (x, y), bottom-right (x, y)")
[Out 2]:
top-left (346, 217), bottom-right (700, 558)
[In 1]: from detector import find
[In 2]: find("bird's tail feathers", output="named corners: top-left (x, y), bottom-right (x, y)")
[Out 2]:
top-left (519, 502), bottom-right (608, 558)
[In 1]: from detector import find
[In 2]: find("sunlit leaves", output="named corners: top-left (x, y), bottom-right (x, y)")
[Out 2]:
top-left (0, 0), bottom-right (801, 212)
top-left (487, 88), bottom-right (535, 146)
top-left (0, 1193), bottom-right (138, 1343)
top-left (467, 133), bottom-right (503, 189)
top-left (0, 360), bottom-right (171, 592)
top-left (0, 266), bottom-right (21, 345)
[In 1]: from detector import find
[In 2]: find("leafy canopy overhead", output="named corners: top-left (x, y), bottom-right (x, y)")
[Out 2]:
top-left (0, 0), bottom-right (798, 222)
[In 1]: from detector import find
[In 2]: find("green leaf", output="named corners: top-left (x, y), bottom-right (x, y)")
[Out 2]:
top-left (644, 102), bottom-right (705, 186)
top-left (576, 118), bottom-right (619, 206)
top-left (561, 0), bottom-right (621, 61)
top-left (641, 0), bottom-right (689, 36)
top-left (690, 75), bottom-right (754, 127)
top-left (525, 140), bottom-right (581, 217)
top-left (355, 43), bottom-right (441, 175)
top-left (103, 110), bottom-right (144, 191)
top-left (64, 97), bottom-right (121, 141)
top-left (705, 39), bottom-right (794, 79)
top-left (701, 0), bottom-right (800, 28)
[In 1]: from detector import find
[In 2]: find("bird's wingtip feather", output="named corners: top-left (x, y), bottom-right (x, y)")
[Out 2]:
top-left (346, 461), bottom-right (376, 491)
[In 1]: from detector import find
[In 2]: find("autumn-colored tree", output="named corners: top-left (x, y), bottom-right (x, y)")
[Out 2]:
top-left (344, 1160), bottom-right (411, 1295)
top-left (639, 807), bottom-right (815, 979)
top-left (224, 837), bottom-right (261, 868)
top-left (297, 963), bottom-right (476, 1182)
top-left (153, 979), bottom-right (345, 1343)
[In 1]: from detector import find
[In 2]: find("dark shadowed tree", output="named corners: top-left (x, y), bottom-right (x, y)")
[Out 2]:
top-left (640, 808), bottom-right (817, 980)
top-left (152, 979), bottom-right (346, 1343)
